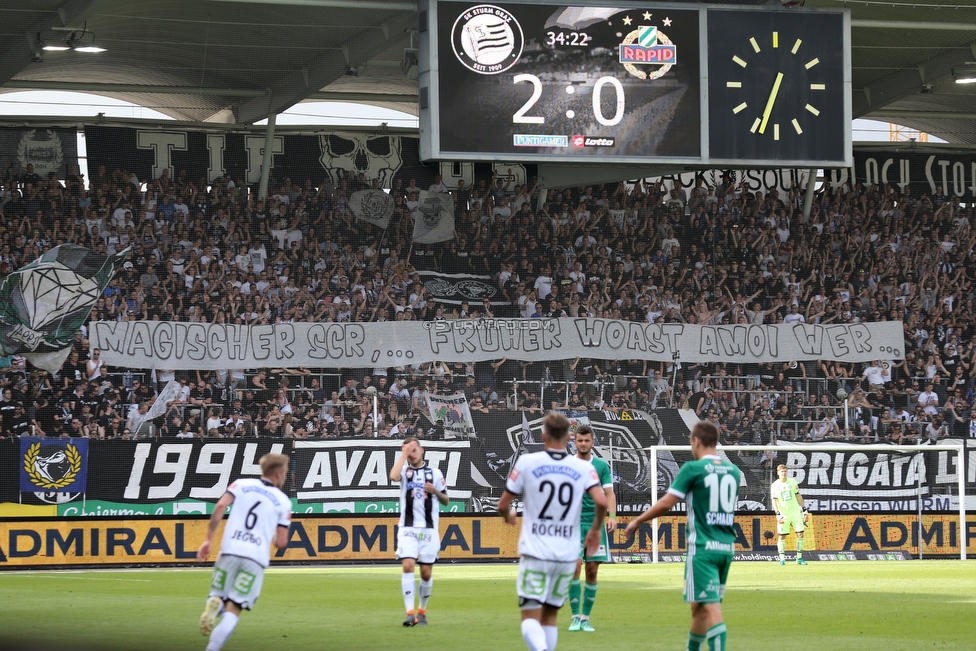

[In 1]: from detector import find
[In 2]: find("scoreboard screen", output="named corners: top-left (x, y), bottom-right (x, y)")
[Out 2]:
top-left (419, 1), bottom-right (852, 167)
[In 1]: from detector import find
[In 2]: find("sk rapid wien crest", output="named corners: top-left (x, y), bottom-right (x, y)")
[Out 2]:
top-left (619, 25), bottom-right (676, 80)
top-left (23, 441), bottom-right (82, 490)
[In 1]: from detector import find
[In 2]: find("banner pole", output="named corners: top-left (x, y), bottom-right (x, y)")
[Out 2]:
top-left (651, 446), bottom-right (659, 564)
top-left (917, 464), bottom-right (923, 560)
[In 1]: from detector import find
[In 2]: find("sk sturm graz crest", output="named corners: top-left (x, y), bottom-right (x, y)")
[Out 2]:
top-left (452, 4), bottom-right (524, 74)
top-left (0, 244), bottom-right (128, 373)
top-left (20, 438), bottom-right (88, 493)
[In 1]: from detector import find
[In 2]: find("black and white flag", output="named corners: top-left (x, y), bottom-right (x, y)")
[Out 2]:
top-left (412, 191), bottom-right (455, 244)
top-left (347, 189), bottom-right (395, 229)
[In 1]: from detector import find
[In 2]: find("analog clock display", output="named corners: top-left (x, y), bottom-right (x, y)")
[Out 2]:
top-left (707, 10), bottom-right (847, 163)
top-left (434, 2), bottom-right (701, 160)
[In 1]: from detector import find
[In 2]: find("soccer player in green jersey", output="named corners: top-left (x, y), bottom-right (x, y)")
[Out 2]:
top-left (771, 464), bottom-right (809, 565)
top-left (625, 421), bottom-right (740, 651)
top-left (568, 426), bottom-right (616, 633)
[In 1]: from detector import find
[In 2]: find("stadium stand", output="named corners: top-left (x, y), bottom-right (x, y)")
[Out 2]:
top-left (0, 164), bottom-right (973, 444)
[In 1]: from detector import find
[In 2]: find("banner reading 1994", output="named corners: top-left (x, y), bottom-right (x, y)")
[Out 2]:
top-left (91, 319), bottom-right (905, 370)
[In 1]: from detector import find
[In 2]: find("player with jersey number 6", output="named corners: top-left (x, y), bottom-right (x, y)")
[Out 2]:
top-left (196, 453), bottom-right (292, 651)
top-left (625, 422), bottom-right (740, 651)
top-left (390, 437), bottom-right (450, 627)
top-left (499, 412), bottom-right (607, 651)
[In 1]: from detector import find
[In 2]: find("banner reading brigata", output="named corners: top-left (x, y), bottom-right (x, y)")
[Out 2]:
top-left (90, 319), bottom-right (905, 369)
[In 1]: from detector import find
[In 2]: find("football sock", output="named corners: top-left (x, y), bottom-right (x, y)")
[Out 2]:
top-left (687, 631), bottom-right (706, 651)
top-left (569, 579), bottom-right (581, 616)
top-left (419, 578), bottom-right (433, 611)
top-left (520, 618), bottom-right (548, 651)
top-left (796, 537), bottom-right (805, 559)
top-left (205, 612), bottom-right (238, 651)
top-left (706, 623), bottom-right (727, 651)
top-left (777, 538), bottom-right (786, 561)
top-left (401, 572), bottom-right (416, 614)
top-left (543, 625), bottom-right (558, 651)
top-left (582, 582), bottom-right (598, 617)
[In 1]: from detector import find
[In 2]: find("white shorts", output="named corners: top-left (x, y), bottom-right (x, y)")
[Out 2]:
top-left (210, 554), bottom-right (265, 610)
top-left (396, 527), bottom-right (440, 564)
top-left (517, 556), bottom-right (577, 610)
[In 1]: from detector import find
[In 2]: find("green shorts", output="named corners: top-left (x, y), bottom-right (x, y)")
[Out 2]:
top-left (777, 512), bottom-right (805, 535)
top-left (579, 519), bottom-right (610, 563)
top-left (683, 549), bottom-right (732, 604)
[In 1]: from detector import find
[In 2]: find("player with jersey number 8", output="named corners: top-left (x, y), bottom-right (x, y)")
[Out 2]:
top-left (625, 422), bottom-right (741, 651)
top-left (196, 453), bottom-right (292, 651)
top-left (499, 412), bottom-right (607, 651)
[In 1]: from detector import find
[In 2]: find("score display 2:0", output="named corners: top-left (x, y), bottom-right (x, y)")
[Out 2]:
top-left (512, 73), bottom-right (626, 127)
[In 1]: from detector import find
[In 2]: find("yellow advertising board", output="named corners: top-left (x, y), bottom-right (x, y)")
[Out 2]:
top-left (0, 513), bottom-right (972, 568)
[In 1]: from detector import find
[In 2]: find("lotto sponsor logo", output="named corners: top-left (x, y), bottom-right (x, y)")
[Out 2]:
top-left (513, 134), bottom-right (568, 147)
top-left (571, 135), bottom-right (616, 148)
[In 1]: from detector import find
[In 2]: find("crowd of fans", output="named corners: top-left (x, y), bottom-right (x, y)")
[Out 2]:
top-left (0, 160), bottom-right (974, 443)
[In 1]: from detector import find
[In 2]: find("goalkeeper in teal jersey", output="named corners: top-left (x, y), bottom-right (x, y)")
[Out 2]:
top-left (771, 464), bottom-right (809, 565)
top-left (567, 426), bottom-right (616, 633)
top-left (626, 422), bottom-right (740, 651)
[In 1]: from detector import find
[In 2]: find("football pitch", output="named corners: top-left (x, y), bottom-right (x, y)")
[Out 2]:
top-left (0, 562), bottom-right (972, 651)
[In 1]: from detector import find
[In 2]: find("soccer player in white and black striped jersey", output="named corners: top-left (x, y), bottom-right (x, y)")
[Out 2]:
top-left (390, 437), bottom-right (449, 627)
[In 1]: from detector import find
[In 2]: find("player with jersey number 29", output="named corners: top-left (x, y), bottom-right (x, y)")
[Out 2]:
top-left (625, 422), bottom-right (740, 651)
top-left (390, 437), bottom-right (450, 627)
top-left (499, 412), bottom-right (607, 651)
top-left (196, 453), bottom-right (292, 651)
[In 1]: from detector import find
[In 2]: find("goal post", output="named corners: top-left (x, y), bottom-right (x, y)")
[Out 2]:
top-left (647, 442), bottom-right (968, 562)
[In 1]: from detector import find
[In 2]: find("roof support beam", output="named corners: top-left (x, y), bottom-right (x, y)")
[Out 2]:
top-left (853, 43), bottom-right (975, 118)
top-left (3, 80), bottom-right (267, 97)
top-left (307, 91), bottom-right (417, 103)
top-left (205, 0), bottom-right (417, 10)
top-left (867, 110), bottom-right (976, 121)
top-left (852, 20), bottom-right (976, 31)
top-left (234, 11), bottom-right (417, 124)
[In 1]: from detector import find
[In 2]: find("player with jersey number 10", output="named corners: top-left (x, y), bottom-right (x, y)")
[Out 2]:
top-left (499, 412), bottom-right (607, 651)
top-left (196, 453), bottom-right (292, 651)
top-left (390, 436), bottom-right (450, 627)
top-left (625, 422), bottom-right (740, 651)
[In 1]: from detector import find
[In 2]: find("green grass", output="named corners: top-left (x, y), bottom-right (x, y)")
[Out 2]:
top-left (0, 562), bottom-right (973, 650)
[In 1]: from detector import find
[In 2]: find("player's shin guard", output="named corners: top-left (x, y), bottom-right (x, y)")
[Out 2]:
top-left (520, 618), bottom-right (548, 651)
top-left (569, 579), bottom-right (581, 616)
top-left (543, 625), bottom-right (558, 651)
top-left (581, 582), bottom-right (597, 618)
top-left (401, 572), bottom-right (416, 614)
top-left (796, 536), bottom-right (805, 560)
top-left (706, 623), bottom-right (727, 651)
top-left (205, 612), bottom-right (238, 651)
top-left (419, 578), bottom-right (433, 611)
top-left (777, 537), bottom-right (786, 562)
top-left (687, 631), bottom-right (706, 651)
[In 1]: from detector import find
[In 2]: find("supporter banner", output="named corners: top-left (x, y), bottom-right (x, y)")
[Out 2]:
top-left (852, 150), bottom-right (976, 199)
top-left (412, 191), bottom-right (456, 243)
top-left (777, 444), bottom-right (970, 512)
top-left (292, 439), bottom-right (474, 506)
top-left (19, 438), bottom-right (88, 494)
top-left (0, 244), bottom-right (129, 373)
top-left (425, 392), bottom-right (475, 438)
top-left (417, 271), bottom-right (504, 306)
top-left (0, 127), bottom-right (78, 180)
top-left (347, 189), bottom-right (394, 229)
top-left (1, 513), bottom-right (972, 568)
top-left (90, 319), bottom-right (906, 370)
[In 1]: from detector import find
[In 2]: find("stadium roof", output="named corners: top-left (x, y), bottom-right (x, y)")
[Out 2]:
top-left (0, 0), bottom-right (974, 143)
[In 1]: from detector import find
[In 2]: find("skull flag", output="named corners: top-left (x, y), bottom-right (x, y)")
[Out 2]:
top-left (347, 188), bottom-right (395, 229)
top-left (0, 244), bottom-right (128, 373)
top-left (413, 191), bottom-right (456, 244)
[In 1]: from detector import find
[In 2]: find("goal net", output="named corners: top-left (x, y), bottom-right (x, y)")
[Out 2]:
top-left (630, 442), bottom-right (970, 562)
